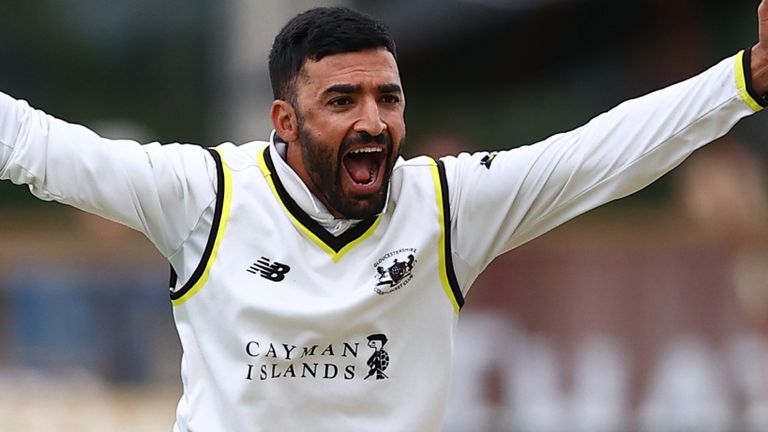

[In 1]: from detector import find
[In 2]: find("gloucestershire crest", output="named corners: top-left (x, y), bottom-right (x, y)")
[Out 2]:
top-left (373, 248), bottom-right (417, 295)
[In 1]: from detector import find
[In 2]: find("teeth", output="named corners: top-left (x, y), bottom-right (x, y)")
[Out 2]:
top-left (350, 147), bottom-right (383, 154)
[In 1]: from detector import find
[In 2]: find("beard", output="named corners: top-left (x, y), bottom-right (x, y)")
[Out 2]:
top-left (297, 122), bottom-right (399, 220)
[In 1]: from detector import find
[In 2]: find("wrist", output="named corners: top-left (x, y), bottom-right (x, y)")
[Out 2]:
top-left (750, 44), bottom-right (768, 95)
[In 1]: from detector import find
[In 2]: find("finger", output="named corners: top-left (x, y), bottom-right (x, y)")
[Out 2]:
top-left (759, 1), bottom-right (768, 45)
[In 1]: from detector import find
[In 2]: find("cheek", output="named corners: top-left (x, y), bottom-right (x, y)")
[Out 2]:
top-left (386, 118), bottom-right (406, 149)
top-left (304, 119), bottom-right (347, 150)
top-left (305, 136), bottom-right (340, 169)
top-left (384, 112), bottom-right (405, 134)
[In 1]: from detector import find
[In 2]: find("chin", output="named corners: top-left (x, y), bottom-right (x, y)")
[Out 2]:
top-left (335, 193), bottom-right (387, 220)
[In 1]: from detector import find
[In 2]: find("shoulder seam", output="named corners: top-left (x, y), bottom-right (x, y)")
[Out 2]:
top-left (167, 150), bottom-right (219, 259)
top-left (435, 159), bottom-right (465, 312)
top-left (170, 147), bottom-right (231, 304)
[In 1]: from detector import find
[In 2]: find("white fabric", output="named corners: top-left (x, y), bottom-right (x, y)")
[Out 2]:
top-left (441, 55), bottom-right (756, 292)
top-left (173, 143), bottom-right (457, 430)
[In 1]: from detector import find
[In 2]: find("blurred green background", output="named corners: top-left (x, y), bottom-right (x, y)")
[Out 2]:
top-left (3, 1), bottom-right (768, 431)
top-left (2, 0), bottom-right (765, 207)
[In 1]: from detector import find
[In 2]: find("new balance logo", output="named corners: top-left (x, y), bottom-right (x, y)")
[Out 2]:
top-left (247, 257), bottom-right (291, 282)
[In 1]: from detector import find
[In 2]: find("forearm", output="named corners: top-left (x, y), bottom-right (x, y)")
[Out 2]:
top-left (509, 52), bottom-right (757, 240)
top-left (0, 91), bottom-right (217, 257)
top-left (750, 45), bottom-right (768, 94)
top-left (0, 91), bottom-right (149, 225)
top-left (446, 51), bottom-right (760, 284)
top-left (0, 92), bottom-right (32, 175)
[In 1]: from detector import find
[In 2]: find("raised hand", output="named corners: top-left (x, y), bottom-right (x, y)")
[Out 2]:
top-left (751, 0), bottom-right (768, 93)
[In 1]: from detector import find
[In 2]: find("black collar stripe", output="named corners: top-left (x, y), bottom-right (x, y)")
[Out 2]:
top-left (262, 148), bottom-right (378, 253)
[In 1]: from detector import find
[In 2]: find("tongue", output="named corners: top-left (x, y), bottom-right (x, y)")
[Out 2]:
top-left (344, 153), bottom-right (377, 184)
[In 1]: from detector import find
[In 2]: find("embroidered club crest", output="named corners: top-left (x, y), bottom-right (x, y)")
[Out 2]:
top-left (373, 248), bottom-right (417, 295)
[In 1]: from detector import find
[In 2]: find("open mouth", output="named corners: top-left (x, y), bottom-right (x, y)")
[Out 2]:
top-left (342, 146), bottom-right (388, 193)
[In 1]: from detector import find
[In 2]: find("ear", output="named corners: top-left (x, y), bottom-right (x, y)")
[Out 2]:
top-left (271, 99), bottom-right (299, 142)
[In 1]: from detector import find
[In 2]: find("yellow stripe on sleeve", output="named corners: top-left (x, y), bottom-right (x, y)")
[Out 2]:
top-left (735, 50), bottom-right (765, 112)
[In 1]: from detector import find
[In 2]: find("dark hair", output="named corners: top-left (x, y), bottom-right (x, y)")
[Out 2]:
top-left (268, 7), bottom-right (397, 101)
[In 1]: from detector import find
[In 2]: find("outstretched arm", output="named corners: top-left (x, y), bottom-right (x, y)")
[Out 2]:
top-left (0, 92), bottom-right (216, 258)
top-left (441, 4), bottom-right (768, 295)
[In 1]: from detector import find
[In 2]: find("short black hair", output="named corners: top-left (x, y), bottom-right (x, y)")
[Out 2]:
top-left (268, 7), bottom-right (397, 101)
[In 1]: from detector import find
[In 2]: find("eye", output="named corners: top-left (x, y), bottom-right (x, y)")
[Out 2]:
top-left (329, 97), bottom-right (353, 107)
top-left (380, 94), bottom-right (400, 104)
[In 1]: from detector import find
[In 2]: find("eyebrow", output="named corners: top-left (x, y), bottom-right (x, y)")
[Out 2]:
top-left (379, 83), bottom-right (402, 94)
top-left (323, 84), bottom-right (361, 95)
top-left (322, 83), bottom-right (402, 96)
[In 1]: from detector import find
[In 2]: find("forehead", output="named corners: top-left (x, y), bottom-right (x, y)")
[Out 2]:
top-left (299, 48), bottom-right (401, 91)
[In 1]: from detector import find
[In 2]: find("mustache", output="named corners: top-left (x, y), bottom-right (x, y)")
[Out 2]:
top-left (340, 132), bottom-right (393, 154)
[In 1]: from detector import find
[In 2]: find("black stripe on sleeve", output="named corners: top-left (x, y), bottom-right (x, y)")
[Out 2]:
top-left (170, 148), bottom-right (226, 301)
top-left (168, 265), bottom-right (178, 291)
top-left (743, 46), bottom-right (768, 108)
top-left (437, 160), bottom-right (465, 310)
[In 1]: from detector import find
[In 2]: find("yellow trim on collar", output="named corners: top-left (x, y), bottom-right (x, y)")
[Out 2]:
top-left (256, 147), bottom-right (380, 262)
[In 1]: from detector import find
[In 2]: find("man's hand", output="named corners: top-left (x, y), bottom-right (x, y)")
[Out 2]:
top-left (751, 0), bottom-right (768, 94)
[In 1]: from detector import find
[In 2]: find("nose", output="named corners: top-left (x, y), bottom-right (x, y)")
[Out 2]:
top-left (354, 99), bottom-right (386, 137)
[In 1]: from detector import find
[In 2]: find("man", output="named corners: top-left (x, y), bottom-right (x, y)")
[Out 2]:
top-left (2, 4), bottom-right (768, 431)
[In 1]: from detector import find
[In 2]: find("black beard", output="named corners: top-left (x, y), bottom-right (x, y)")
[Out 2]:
top-left (297, 125), bottom-right (398, 220)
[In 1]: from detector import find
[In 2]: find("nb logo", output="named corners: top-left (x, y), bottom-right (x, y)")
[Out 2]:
top-left (247, 257), bottom-right (291, 282)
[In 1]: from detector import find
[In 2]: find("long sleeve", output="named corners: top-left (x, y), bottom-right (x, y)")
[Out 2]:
top-left (0, 92), bottom-right (218, 258)
top-left (441, 51), bottom-right (764, 294)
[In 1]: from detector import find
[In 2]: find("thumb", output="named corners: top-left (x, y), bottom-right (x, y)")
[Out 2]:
top-left (753, 0), bottom-right (768, 94)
